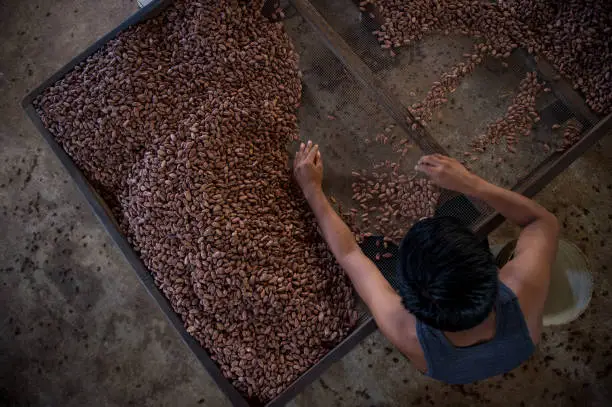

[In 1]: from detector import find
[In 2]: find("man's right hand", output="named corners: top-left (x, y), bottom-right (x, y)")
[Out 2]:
top-left (415, 154), bottom-right (483, 195)
top-left (294, 140), bottom-right (323, 199)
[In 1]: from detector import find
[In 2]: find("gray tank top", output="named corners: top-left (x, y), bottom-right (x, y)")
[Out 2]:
top-left (416, 281), bottom-right (535, 384)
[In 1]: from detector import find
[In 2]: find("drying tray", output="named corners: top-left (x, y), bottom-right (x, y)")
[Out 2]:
top-left (22, 0), bottom-right (612, 406)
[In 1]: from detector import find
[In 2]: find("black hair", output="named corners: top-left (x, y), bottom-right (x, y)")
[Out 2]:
top-left (397, 216), bottom-right (498, 332)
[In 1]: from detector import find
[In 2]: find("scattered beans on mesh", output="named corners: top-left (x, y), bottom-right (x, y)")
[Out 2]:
top-left (362, 0), bottom-right (611, 115)
top-left (557, 119), bottom-right (584, 153)
top-left (33, 0), bottom-right (358, 402)
top-left (347, 161), bottom-right (439, 244)
top-left (470, 72), bottom-right (545, 156)
top-left (407, 57), bottom-right (479, 129)
top-left (347, 125), bottom-right (438, 242)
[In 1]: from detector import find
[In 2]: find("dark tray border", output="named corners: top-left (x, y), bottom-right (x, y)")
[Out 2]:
top-left (23, 105), bottom-right (248, 407)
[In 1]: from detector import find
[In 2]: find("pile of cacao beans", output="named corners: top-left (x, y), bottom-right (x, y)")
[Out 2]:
top-left (33, 0), bottom-right (606, 402)
top-left (35, 0), bottom-right (358, 402)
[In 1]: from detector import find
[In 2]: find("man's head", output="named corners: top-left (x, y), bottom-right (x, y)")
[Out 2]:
top-left (397, 216), bottom-right (498, 332)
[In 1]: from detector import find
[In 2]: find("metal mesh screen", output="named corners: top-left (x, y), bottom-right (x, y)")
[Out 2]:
top-left (282, 1), bottom-right (495, 229)
top-left (284, 7), bottom-right (425, 218)
top-left (282, 6), bottom-right (430, 319)
top-left (301, 0), bottom-right (599, 226)
top-left (22, 2), bottom-right (608, 405)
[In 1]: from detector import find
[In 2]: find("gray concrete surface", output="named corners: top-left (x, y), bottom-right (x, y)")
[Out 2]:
top-left (1, 1), bottom-right (611, 407)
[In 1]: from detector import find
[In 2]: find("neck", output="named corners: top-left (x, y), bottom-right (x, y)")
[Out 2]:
top-left (444, 310), bottom-right (496, 347)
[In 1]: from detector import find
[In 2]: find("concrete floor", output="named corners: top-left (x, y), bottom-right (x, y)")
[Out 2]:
top-left (1, 1), bottom-right (612, 406)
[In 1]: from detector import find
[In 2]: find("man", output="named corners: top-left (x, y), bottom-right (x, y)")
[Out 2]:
top-left (293, 140), bottom-right (559, 384)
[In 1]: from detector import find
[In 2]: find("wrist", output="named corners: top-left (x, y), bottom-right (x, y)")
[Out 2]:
top-left (464, 175), bottom-right (488, 196)
top-left (302, 183), bottom-right (323, 201)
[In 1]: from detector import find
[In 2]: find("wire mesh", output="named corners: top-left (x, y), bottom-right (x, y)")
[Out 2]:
top-left (22, 2), bottom-right (608, 405)
top-left (284, 6), bottom-right (426, 221)
top-left (283, 1), bottom-right (497, 231)
top-left (299, 0), bottom-right (601, 229)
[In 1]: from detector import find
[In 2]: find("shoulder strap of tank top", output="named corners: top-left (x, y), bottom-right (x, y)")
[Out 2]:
top-left (497, 280), bottom-right (517, 303)
top-left (497, 281), bottom-right (534, 346)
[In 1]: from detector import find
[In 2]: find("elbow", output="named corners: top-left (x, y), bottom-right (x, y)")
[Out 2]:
top-left (523, 209), bottom-right (559, 239)
top-left (342, 240), bottom-right (361, 258)
top-left (336, 241), bottom-right (361, 265)
top-left (543, 210), bottom-right (560, 238)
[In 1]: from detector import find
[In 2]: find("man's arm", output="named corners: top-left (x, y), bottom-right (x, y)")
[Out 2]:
top-left (302, 186), bottom-right (399, 308)
top-left (416, 155), bottom-right (559, 339)
top-left (293, 141), bottom-right (418, 356)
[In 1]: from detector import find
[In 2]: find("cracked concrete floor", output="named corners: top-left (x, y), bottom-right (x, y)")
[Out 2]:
top-left (1, 1), bottom-right (611, 406)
